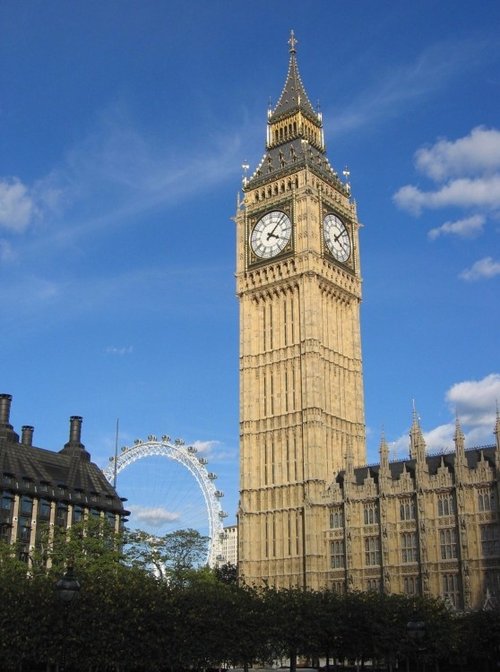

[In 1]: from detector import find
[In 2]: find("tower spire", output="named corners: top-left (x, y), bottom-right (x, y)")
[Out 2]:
top-left (269, 30), bottom-right (317, 126)
top-left (245, 31), bottom-right (340, 190)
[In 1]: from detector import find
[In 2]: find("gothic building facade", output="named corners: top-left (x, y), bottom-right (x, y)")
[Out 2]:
top-left (235, 33), bottom-right (500, 610)
top-left (0, 393), bottom-right (128, 564)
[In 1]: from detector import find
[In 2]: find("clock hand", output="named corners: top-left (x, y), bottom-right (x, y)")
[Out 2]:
top-left (267, 213), bottom-right (286, 240)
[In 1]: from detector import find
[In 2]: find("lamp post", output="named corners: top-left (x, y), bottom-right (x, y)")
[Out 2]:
top-left (406, 617), bottom-right (425, 672)
top-left (55, 565), bottom-right (80, 671)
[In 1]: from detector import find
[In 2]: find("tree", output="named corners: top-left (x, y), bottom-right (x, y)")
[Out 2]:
top-left (125, 527), bottom-right (209, 583)
top-left (215, 561), bottom-right (238, 584)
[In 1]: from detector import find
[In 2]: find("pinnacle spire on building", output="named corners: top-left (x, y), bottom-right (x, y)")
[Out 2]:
top-left (269, 30), bottom-right (318, 125)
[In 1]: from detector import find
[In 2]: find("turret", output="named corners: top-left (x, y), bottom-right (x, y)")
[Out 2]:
top-left (409, 403), bottom-right (427, 477)
top-left (454, 415), bottom-right (466, 480)
top-left (495, 407), bottom-right (500, 473)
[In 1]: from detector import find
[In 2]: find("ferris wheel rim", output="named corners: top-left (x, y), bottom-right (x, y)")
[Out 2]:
top-left (102, 438), bottom-right (226, 566)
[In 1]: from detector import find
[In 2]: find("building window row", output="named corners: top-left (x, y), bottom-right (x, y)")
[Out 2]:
top-left (364, 536), bottom-right (381, 566)
top-left (442, 573), bottom-right (460, 608)
top-left (330, 539), bottom-right (345, 568)
top-left (400, 498), bottom-right (416, 521)
top-left (440, 527), bottom-right (458, 560)
top-left (403, 575), bottom-right (419, 595)
top-left (401, 532), bottom-right (418, 564)
top-left (364, 502), bottom-right (379, 525)
top-left (437, 493), bottom-right (455, 517)
top-left (366, 578), bottom-right (380, 592)
top-left (481, 524), bottom-right (500, 557)
top-left (330, 507), bottom-right (343, 529)
top-left (478, 489), bottom-right (496, 512)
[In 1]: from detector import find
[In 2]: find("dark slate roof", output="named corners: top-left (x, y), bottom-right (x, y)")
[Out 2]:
top-left (0, 413), bottom-right (126, 514)
top-left (336, 445), bottom-right (496, 487)
top-left (246, 138), bottom-right (346, 191)
top-left (268, 34), bottom-right (317, 125)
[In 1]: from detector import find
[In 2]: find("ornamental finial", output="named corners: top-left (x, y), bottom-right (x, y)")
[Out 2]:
top-left (289, 30), bottom-right (297, 54)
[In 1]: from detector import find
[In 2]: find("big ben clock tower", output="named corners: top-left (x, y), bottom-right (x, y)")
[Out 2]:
top-left (236, 32), bottom-right (366, 588)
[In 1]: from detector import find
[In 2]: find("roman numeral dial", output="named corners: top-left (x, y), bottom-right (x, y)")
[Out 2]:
top-left (250, 210), bottom-right (292, 260)
top-left (323, 213), bottom-right (351, 262)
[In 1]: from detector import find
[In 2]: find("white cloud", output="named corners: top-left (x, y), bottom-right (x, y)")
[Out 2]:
top-left (428, 214), bottom-right (485, 240)
top-left (460, 256), bottom-right (500, 281)
top-left (415, 127), bottom-right (500, 182)
top-left (0, 178), bottom-right (38, 232)
top-left (105, 345), bottom-right (134, 356)
top-left (387, 374), bottom-right (499, 456)
top-left (394, 127), bottom-right (500, 251)
top-left (446, 373), bottom-right (500, 425)
top-left (0, 239), bottom-right (16, 262)
top-left (191, 439), bottom-right (220, 455)
top-left (394, 175), bottom-right (500, 215)
top-left (128, 504), bottom-right (179, 528)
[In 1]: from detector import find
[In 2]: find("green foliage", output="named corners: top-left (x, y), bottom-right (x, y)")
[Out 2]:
top-left (214, 561), bottom-right (238, 584)
top-left (124, 527), bottom-right (209, 583)
top-left (31, 517), bottom-right (125, 578)
top-left (1, 537), bottom-right (499, 672)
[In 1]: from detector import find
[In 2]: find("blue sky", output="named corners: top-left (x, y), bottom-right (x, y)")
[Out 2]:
top-left (1, 1), bottom-right (499, 532)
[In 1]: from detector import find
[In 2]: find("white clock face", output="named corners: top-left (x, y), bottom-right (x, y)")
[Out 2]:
top-left (250, 211), bottom-right (292, 259)
top-left (323, 213), bottom-right (351, 262)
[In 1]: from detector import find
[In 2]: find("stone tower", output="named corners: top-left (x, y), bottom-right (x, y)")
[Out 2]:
top-left (236, 32), bottom-right (366, 588)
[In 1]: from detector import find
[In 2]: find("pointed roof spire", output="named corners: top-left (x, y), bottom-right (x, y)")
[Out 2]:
top-left (494, 403), bottom-right (500, 464)
top-left (409, 401), bottom-right (426, 464)
top-left (454, 414), bottom-right (465, 445)
top-left (269, 30), bottom-right (318, 124)
top-left (379, 430), bottom-right (390, 484)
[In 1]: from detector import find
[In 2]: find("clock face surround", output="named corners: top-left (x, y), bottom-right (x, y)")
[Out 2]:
top-left (250, 210), bottom-right (292, 259)
top-left (323, 213), bottom-right (351, 262)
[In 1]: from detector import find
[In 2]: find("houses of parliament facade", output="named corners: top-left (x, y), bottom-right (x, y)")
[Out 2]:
top-left (235, 32), bottom-right (500, 610)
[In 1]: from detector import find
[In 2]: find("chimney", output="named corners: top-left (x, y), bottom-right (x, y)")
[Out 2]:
top-left (21, 425), bottom-right (34, 447)
top-left (0, 393), bottom-right (19, 442)
top-left (60, 415), bottom-right (90, 461)
top-left (0, 394), bottom-right (12, 427)
top-left (67, 416), bottom-right (83, 447)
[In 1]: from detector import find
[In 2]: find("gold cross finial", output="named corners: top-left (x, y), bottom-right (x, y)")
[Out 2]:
top-left (289, 30), bottom-right (297, 53)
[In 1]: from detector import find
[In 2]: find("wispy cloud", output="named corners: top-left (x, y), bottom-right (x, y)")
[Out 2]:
top-left (428, 214), bottom-right (485, 240)
top-left (0, 177), bottom-right (39, 232)
top-left (191, 439), bottom-right (220, 455)
top-left (0, 103), bottom-right (245, 267)
top-left (105, 345), bottom-right (134, 356)
top-left (331, 37), bottom-right (495, 135)
top-left (460, 256), bottom-right (500, 281)
top-left (128, 504), bottom-right (180, 528)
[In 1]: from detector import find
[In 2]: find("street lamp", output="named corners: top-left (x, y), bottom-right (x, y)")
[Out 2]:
top-left (55, 566), bottom-right (80, 671)
top-left (406, 617), bottom-right (426, 672)
top-left (55, 565), bottom-right (80, 603)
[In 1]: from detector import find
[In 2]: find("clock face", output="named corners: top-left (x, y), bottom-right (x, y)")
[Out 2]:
top-left (323, 213), bottom-right (351, 262)
top-left (250, 211), bottom-right (292, 259)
